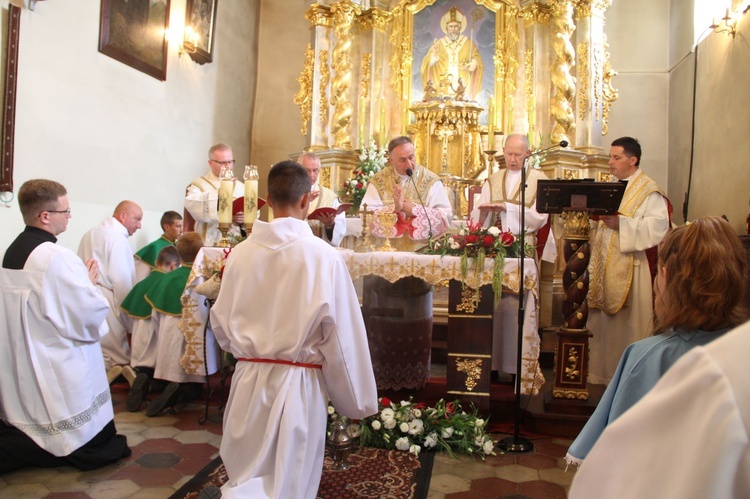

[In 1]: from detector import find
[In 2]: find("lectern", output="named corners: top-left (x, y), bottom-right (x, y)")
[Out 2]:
top-left (537, 179), bottom-right (625, 400)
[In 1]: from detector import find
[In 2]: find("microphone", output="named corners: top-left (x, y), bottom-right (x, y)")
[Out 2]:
top-left (528, 140), bottom-right (568, 156)
top-left (405, 167), bottom-right (433, 245)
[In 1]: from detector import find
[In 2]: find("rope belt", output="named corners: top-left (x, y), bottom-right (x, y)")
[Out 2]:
top-left (237, 358), bottom-right (322, 369)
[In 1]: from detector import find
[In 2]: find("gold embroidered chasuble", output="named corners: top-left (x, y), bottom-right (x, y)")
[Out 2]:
top-left (487, 168), bottom-right (546, 208)
top-left (589, 171), bottom-right (666, 314)
top-left (369, 165), bottom-right (440, 206)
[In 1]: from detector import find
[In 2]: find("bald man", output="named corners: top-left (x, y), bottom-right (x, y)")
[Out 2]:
top-left (78, 201), bottom-right (143, 381)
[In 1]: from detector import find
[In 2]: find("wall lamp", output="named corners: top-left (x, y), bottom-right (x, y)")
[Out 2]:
top-left (711, 8), bottom-right (738, 37)
top-left (179, 26), bottom-right (201, 56)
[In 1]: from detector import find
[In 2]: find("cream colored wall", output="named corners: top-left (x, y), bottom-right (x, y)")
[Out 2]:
top-left (0, 0), bottom-right (258, 255)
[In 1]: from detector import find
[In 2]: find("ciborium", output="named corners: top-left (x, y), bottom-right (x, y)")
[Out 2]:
top-left (376, 212), bottom-right (398, 252)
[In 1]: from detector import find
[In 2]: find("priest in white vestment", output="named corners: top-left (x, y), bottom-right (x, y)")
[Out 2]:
top-left (361, 136), bottom-right (452, 250)
top-left (184, 143), bottom-right (244, 246)
top-left (77, 200), bottom-right (143, 376)
top-left (470, 134), bottom-right (553, 378)
top-left (300, 152), bottom-right (346, 247)
top-left (0, 179), bottom-right (130, 472)
top-left (587, 137), bottom-right (669, 384)
top-left (211, 160), bottom-right (378, 499)
top-left (569, 319), bottom-right (750, 499)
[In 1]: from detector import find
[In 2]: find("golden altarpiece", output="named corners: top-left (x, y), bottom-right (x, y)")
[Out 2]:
top-left (294, 0), bottom-right (620, 403)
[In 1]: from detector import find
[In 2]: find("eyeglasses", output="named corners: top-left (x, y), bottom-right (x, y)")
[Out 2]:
top-left (46, 208), bottom-right (71, 215)
top-left (210, 159), bottom-right (236, 166)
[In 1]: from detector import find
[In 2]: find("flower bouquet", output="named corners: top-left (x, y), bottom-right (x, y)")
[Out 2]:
top-left (339, 140), bottom-right (387, 213)
top-left (421, 219), bottom-right (533, 305)
top-left (328, 397), bottom-right (495, 459)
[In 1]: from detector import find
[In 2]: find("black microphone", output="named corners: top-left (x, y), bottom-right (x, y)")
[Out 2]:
top-left (528, 140), bottom-right (568, 156)
top-left (405, 168), bottom-right (433, 245)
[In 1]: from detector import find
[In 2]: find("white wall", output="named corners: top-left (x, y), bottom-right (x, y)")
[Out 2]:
top-left (0, 0), bottom-right (258, 255)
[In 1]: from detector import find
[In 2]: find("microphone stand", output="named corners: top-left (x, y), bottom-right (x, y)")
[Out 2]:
top-left (499, 140), bottom-right (566, 453)
top-left (406, 168), bottom-right (433, 248)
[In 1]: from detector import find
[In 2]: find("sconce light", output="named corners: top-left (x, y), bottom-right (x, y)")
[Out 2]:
top-left (179, 26), bottom-right (201, 56)
top-left (711, 8), bottom-right (738, 37)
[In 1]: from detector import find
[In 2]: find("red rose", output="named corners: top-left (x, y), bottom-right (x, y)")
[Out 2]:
top-left (414, 402), bottom-right (427, 410)
top-left (500, 232), bottom-right (515, 246)
top-left (380, 397), bottom-right (391, 407)
top-left (483, 235), bottom-right (494, 247)
top-left (445, 401), bottom-right (455, 416)
top-left (357, 182), bottom-right (363, 189)
top-left (466, 234), bottom-right (479, 244)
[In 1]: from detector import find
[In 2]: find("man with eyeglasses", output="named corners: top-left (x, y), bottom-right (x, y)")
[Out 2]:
top-left (0, 179), bottom-right (131, 472)
top-left (184, 143), bottom-right (245, 246)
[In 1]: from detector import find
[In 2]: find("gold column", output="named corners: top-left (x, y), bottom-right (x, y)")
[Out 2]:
top-left (303, 4), bottom-right (334, 149)
top-left (330, 0), bottom-right (362, 150)
top-left (550, 0), bottom-right (576, 147)
top-left (521, 2), bottom-right (552, 143)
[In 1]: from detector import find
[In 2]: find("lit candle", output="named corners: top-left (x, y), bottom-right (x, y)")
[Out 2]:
top-left (243, 165), bottom-right (259, 225)
top-left (359, 95), bottom-right (366, 149)
top-left (218, 179), bottom-right (233, 224)
top-left (488, 97), bottom-right (495, 150)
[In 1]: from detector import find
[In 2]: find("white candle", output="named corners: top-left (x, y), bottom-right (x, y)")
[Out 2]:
top-left (488, 97), bottom-right (495, 150)
top-left (218, 179), bottom-right (233, 224)
top-left (244, 179), bottom-right (258, 224)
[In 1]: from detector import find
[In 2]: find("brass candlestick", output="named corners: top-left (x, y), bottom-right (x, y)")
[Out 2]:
top-left (355, 203), bottom-right (375, 253)
top-left (216, 222), bottom-right (232, 247)
top-left (484, 150), bottom-right (497, 173)
top-left (377, 212), bottom-right (398, 252)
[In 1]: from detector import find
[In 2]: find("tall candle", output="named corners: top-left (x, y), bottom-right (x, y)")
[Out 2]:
top-left (244, 179), bottom-right (258, 224)
top-left (488, 97), bottom-right (495, 150)
top-left (379, 100), bottom-right (386, 147)
top-left (218, 179), bottom-right (233, 224)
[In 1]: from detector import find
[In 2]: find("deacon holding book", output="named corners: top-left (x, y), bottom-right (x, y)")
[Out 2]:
top-left (300, 151), bottom-right (347, 247)
top-left (210, 160), bottom-right (377, 499)
top-left (184, 143), bottom-right (244, 246)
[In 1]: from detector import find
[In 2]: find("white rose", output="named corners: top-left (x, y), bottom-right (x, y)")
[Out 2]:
top-left (450, 240), bottom-right (461, 250)
top-left (424, 433), bottom-right (438, 448)
top-left (399, 422), bottom-right (410, 433)
top-left (384, 418), bottom-right (397, 430)
top-left (400, 400), bottom-right (410, 407)
top-left (483, 438), bottom-right (495, 455)
top-left (413, 409), bottom-right (422, 418)
top-left (475, 418), bottom-right (485, 427)
top-left (371, 420), bottom-right (382, 431)
top-left (441, 427), bottom-right (454, 439)
top-left (380, 408), bottom-right (395, 421)
top-left (395, 437), bottom-right (410, 451)
top-left (487, 226), bottom-right (500, 236)
top-left (327, 405), bottom-right (335, 415)
top-left (459, 228), bottom-right (467, 236)
top-left (408, 419), bottom-right (424, 435)
top-left (409, 444), bottom-right (421, 457)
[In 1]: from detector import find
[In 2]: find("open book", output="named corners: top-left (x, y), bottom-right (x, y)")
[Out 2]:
top-left (308, 203), bottom-right (352, 220)
top-left (232, 197), bottom-right (267, 213)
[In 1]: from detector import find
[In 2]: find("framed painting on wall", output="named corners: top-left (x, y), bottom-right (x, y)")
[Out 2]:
top-left (184, 0), bottom-right (219, 65)
top-left (98, 0), bottom-right (171, 81)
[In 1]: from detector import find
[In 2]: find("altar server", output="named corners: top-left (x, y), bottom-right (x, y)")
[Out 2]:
top-left (0, 179), bottom-right (130, 473)
top-left (211, 160), bottom-right (378, 499)
top-left (134, 210), bottom-right (182, 281)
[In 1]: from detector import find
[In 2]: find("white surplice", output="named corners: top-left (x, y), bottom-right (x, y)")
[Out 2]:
top-left (77, 217), bottom-right (136, 369)
top-left (184, 172), bottom-right (245, 246)
top-left (152, 312), bottom-right (208, 383)
top-left (210, 217), bottom-right (378, 499)
top-left (569, 319), bottom-right (750, 499)
top-left (0, 242), bottom-right (112, 456)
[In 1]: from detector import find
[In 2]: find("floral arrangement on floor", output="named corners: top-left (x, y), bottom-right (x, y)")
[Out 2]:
top-left (327, 397), bottom-right (495, 459)
top-left (339, 140), bottom-right (387, 213)
top-left (421, 219), bottom-right (533, 304)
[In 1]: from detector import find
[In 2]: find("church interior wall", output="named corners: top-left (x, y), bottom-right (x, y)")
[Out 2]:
top-left (0, 0), bottom-right (258, 255)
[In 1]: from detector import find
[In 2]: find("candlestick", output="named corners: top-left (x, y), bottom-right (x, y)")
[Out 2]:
top-left (379, 101), bottom-right (386, 148)
top-left (487, 97), bottom-right (495, 151)
top-left (243, 165), bottom-right (259, 233)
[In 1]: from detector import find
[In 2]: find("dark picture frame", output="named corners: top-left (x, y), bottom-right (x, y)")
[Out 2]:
top-left (98, 0), bottom-right (171, 81)
top-left (184, 0), bottom-right (219, 65)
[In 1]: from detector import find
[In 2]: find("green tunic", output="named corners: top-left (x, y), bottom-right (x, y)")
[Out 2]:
top-left (120, 270), bottom-right (167, 319)
top-left (134, 236), bottom-right (175, 269)
top-left (145, 265), bottom-right (192, 317)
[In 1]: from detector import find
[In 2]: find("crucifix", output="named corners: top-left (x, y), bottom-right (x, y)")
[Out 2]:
top-left (434, 119), bottom-right (457, 175)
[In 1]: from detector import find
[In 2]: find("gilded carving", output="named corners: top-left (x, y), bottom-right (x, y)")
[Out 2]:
top-left (358, 7), bottom-right (392, 32)
top-left (320, 166), bottom-right (331, 189)
top-left (598, 171), bottom-right (613, 182)
top-left (521, 2), bottom-right (552, 25)
top-left (525, 49), bottom-right (535, 134)
top-left (305, 4), bottom-right (333, 27)
top-left (552, 388), bottom-right (589, 400)
top-left (564, 346), bottom-right (580, 380)
top-left (550, 0), bottom-right (576, 146)
top-left (601, 35), bottom-right (618, 135)
top-left (457, 285), bottom-right (481, 314)
top-left (361, 53), bottom-right (372, 100)
top-left (319, 49), bottom-right (330, 127)
top-left (561, 210), bottom-right (590, 239)
top-left (503, 7), bottom-right (519, 131)
top-left (455, 357), bottom-right (483, 391)
top-left (563, 168), bottom-right (579, 180)
top-left (330, 0), bottom-right (362, 149)
top-left (593, 42), bottom-right (602, 120)
top-left (575, 0), bottom-right (613, 18)
top-left (294, 44), bottom-right (315, 136)
top-left (577, 42), bottom-right (588, 120)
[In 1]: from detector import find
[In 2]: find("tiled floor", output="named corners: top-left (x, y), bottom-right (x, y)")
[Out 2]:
top-left (0, 376), bottom-right (577, 499)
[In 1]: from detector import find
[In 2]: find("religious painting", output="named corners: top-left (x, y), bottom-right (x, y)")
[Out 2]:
top-left (411, 0), bottom-right (495, 119)
top-left (98, 0), bottom-right (171, 81)
top-left (184, 0), bottom-right (219, 65)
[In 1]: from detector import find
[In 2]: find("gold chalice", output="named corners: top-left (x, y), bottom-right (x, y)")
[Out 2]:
top-left (377, 212), bottom-right (398, 252)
